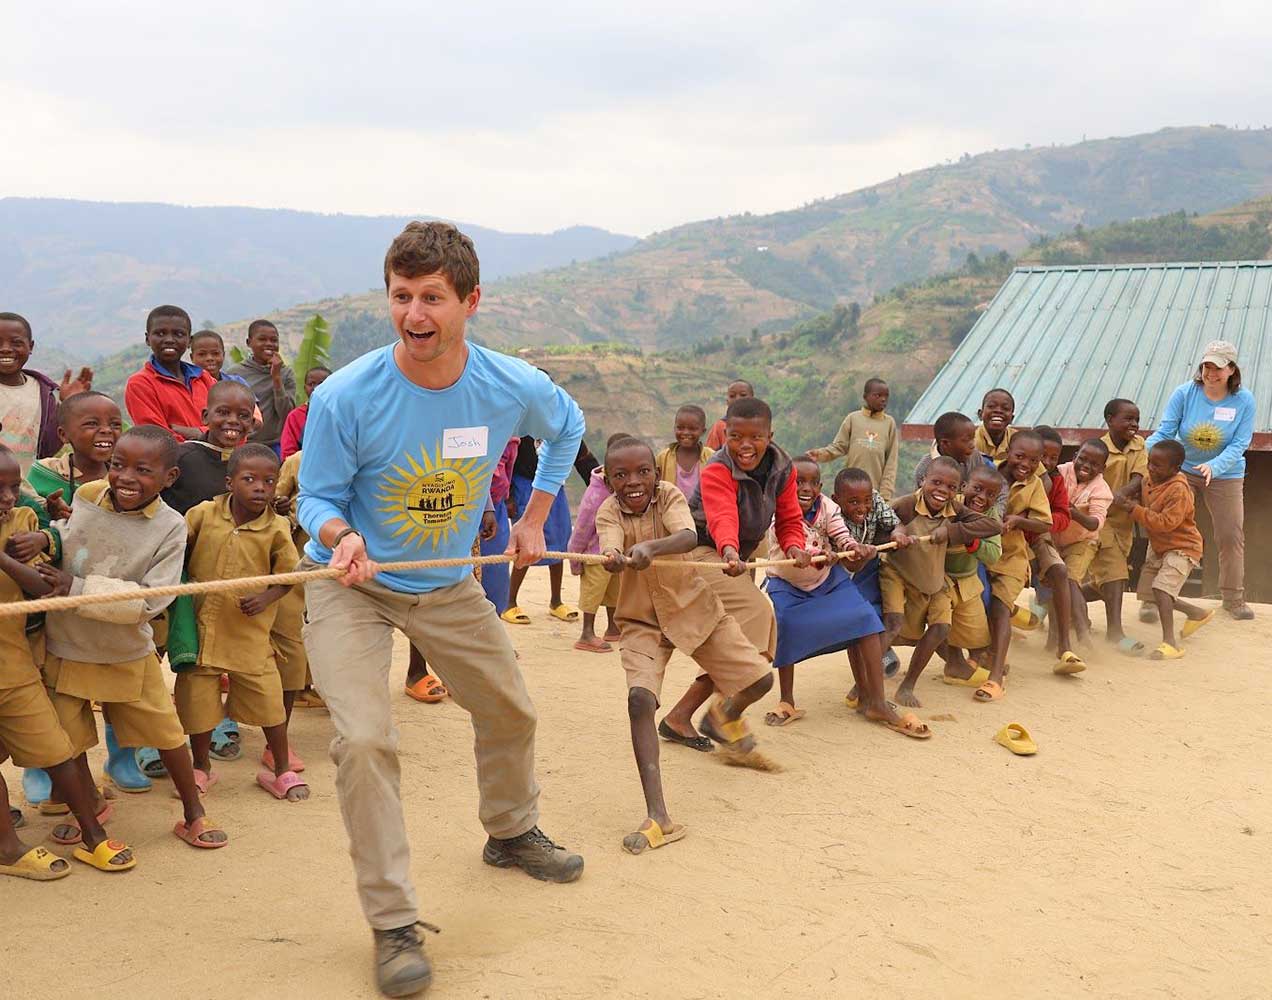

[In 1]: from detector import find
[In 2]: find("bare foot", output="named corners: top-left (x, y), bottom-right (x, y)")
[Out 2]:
top-left (894, 685), bottom-right (922, 708)
top-left (862, 700), bottom-right (904, 726)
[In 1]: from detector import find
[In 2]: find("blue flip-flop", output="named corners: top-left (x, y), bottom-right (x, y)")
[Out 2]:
top-left (1116, 637), bottom-right (1146, 658)
top-left (209, 718), bottom-right (242, 761)
top-left (136, 747), bottom-right (168, 779)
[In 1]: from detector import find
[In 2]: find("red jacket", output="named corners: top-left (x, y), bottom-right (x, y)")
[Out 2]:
top-left (123, 359), bottom-right (217, 443)
top-left (1027, 469), bottom-right (1071, 543)
top-left (694, 446), bottom-right (804, 559)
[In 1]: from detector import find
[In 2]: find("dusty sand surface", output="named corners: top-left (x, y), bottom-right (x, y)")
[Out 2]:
top-left (6, 573), bottom-right (1272, 1000)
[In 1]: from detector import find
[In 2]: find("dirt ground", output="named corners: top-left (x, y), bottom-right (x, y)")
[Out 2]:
top-left (7, 572), bottom-right (1272, 1000)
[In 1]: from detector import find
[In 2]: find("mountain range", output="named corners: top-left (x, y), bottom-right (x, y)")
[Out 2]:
top-left (0, 199), bottom-right (637, 353)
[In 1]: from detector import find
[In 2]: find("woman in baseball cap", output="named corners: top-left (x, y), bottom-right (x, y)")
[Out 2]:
top-left (1143, 340), bottom-right (1256, 619)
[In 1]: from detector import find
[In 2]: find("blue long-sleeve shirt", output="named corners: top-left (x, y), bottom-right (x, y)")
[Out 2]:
top-left (298, 343), bottom-right (585, 593)
top-left (1145, 381), bottom-right (1256, 480)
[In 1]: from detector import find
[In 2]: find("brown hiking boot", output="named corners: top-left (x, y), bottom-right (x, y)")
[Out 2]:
top-left (373, 921), bottom-right (438, 997)
top-left (482, 826), bottom-right (584, 883)
top-left (1224, 600), bottom-right (1255, 621)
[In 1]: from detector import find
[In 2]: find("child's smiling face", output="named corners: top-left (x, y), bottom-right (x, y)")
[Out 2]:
top-left (794, 460), bottom-right (821, 513)
top-left (724, 415), bottom-right (772, 472)
top-left (978, 391), bottom-right (1015, 436)
top-left (1004, 437), bottom-right (1042, 483)
top-left (726, 381), bottom-right (753, 406)
top-left (60, 396), bottom-right (122, 466)
top-left (146, 315), bottom-right (191, 369)
top-left (108, 436), bottom-right (178, 511)
top-left (833, 480), bottom-right (873, 524)
top-left (190, 336), bottom-right (225, 378)
top-left (246, 324), bottom-right (280, 365)
top-left (1106, 403), bottom-right (1140, 446)
top-left (204, 386), bottom-right (255, 450)
top-left (674, 411), bottom-right (705, 449)
top-left (0, 318), bottom-right (33, 381)
top-left (603, 444), bottom-right (658, 515)
top-left (1073, 442), bottom-right (1107, 484)
top-left (963, 470), bottom-right (1000, 513)
top-left (921, 465), bottom-right (961, 511)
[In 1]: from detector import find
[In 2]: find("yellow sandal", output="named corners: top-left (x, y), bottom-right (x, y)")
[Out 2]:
top-left (549, 604), bottom-right (580, 623)
top-left (0, 846), bottom-right (72, 881)
top-left (500, 606), bottom-right (531, 625)
top-left (72, 838), bottom-right (136, 873)
top-left (622, 819), bottom-right (688, 855)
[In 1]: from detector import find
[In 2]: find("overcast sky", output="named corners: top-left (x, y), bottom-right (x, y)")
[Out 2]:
top-left (3, 2), bottom-right (1269, 236)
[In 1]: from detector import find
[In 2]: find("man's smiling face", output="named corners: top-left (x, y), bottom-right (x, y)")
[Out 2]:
top-left (388, 270), bottom-right (479, 369)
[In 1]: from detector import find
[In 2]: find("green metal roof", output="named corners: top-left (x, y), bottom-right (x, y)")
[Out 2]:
top-left (905, 261), bottom-right (1272, 446)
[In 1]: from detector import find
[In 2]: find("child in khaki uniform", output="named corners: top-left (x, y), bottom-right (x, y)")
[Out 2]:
top-left (975, 388), bottom-right (1017, 461)
top-left (938, 464), bottom-right (1003, 687)
top-left (1052, 439), bottom-right (1113, 647)
top-left (177, 444), bottom-right (305, 801)
top-left (0, 444), bottom-right (131, 877)
top-left (887, 457), bottom-right (1003, 708)
top-left (1115, 440), bottom-right (1213, 659)
top-left (596, 438), bottom-right (775, 855)
top-left (39, 426), bottom-right (227, 850)
top-left (272, 448), bottom-right (322, 712)
top-left (1086, 399), bottom-right (1148, 650)
top-left (978, 431), bottom-right (1052, 702)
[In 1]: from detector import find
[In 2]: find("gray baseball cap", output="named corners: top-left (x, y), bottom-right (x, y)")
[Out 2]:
top-left (1201, 340), bottom-right (1238, 367)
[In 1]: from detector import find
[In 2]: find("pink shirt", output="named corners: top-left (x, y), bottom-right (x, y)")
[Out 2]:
top-left (1053, 462), bottom-right (1113, 547)
top-left (765, 494), bottom-right (853, 591)
top-left (490, 438), bottom-right (520, 505)
top-left (675, 462), bottom-right (700, 500)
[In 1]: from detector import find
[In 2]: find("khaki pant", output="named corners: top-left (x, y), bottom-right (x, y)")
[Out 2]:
top-left (1185, 472), bottom-right (1245, 603)
top-left (301, 561), bottom-right (539, 930)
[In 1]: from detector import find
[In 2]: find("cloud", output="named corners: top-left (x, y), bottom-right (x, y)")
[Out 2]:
top-left (2, 2), bottom-right (1270, 234)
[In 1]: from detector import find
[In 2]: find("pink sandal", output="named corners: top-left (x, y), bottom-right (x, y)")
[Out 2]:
top-left (261, 746), bottom-right (306, 773)
top-left (257, 769), bottom-right (308, 801)
top-left (171, 767), bottom-right (218, 799)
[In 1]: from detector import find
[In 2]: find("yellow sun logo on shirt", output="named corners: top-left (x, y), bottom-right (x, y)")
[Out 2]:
top-left (1187, 422), bottom-right (1224, 455)
top-left (376, 445), bottom-right (490, 550)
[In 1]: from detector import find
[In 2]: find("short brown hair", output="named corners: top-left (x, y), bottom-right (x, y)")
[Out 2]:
top-left (383, 221), bottom-right (480, 299)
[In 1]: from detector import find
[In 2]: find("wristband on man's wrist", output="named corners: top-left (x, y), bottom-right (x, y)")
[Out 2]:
top-left (332, 527), bottom-right (362, 549)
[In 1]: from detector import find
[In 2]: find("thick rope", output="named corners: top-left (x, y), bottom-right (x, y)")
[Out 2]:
top-left (2, 538), bottom-right (923, 619)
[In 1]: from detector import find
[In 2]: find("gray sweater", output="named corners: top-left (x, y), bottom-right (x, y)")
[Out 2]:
top-left (225, 358), bottom-right (297, 448)
top-left (45, 481), bottom-right (187, 664)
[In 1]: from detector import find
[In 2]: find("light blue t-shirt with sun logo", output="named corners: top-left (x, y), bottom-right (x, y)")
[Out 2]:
top-left (1145, 381), bottom-right (1256, 480)
top-left (298, 343), bottom-right (585, 593)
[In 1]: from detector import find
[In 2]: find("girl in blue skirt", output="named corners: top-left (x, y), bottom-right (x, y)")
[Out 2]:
top-left (763, 458), bottom-right (929, 738)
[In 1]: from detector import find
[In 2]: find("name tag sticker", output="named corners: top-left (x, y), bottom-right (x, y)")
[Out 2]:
top-left (1214, 407), bottom-right (1236, 422)
top-left (442, 426), bottom-right (489, 459)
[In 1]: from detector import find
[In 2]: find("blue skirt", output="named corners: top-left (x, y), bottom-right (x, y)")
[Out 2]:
top-left (511, 474), bottom-right (572, 566)
top-left (851, 556), bottom-right (883, 619)
top-left (767, 563), bottom-right (884, 667)
top-left (479, 499), bottom-right (511, 615)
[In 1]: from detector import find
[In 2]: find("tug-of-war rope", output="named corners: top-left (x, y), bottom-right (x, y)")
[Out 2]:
top-left (0, 538), bottom-right (928, 619)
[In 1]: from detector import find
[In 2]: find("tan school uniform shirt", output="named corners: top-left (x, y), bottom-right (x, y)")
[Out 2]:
top-left (1099, 432), bottom-right (1148, 538)
top-left (0, 506), bottom-right (47, 688)
top-left (995, 472), bottom-right (1052, 583)
top-left (595, 481), bottom-right (725, 657)
top-left (186, 495), bottom-right (299, 675)
top-left (974, 424), bottom-right (1016, 462)
top-left (887, 492), bottom-right (959, 595)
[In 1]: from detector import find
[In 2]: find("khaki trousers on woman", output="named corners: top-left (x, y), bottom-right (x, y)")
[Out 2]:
top-left (1184, 472), bottom-right (1246, 604)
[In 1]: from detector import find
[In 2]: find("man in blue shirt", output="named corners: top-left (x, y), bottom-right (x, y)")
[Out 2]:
top-left (298, 222), bottom-right (585, 998)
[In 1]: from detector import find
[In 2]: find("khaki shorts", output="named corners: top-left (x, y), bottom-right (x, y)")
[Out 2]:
top-left (176, 664), bottom-right (285, 733)
top-left (880, 562), bottom-right (952, 641)
top-left (577, 563), bottom-right (621, 615)
top-left (0, 678), bottom-right (77, 768)
top-left (1061, 540), bottom-right (1098, 583)
top-left (45, 653), bottom-right (186, 754)
top-left (1088, 525), bottom-right (1133, 588)
top-left (1136, 549), bottom-right (1199, 602)
top-left (1031, 535), bottom-right (1064, 578)
top-left (271, 584), bottom-right (308, 692)
top-left (989, 571), bottom-right (1027, 609)
top-left (621, 618), bottom-right (770, 707)
top-left (690, 546), bottom-right (777, 661)
top-left (946, 574), bottom-right (990, 650)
